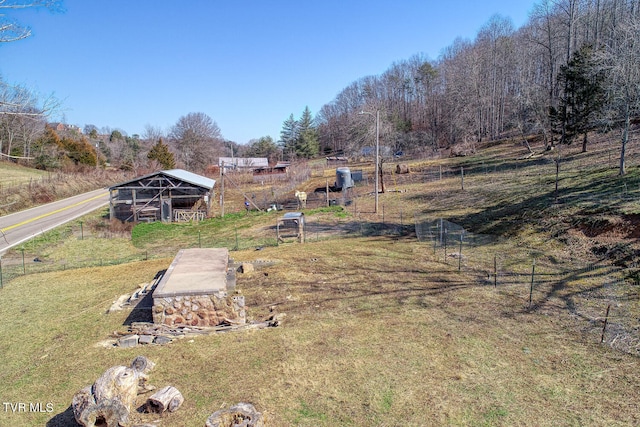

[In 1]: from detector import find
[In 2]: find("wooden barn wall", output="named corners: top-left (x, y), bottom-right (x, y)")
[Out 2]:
top-left (110, 180), bottom-right (211, 222)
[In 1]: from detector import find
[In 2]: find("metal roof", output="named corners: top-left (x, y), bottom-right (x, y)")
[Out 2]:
top-left (163, 169), bottom-right (216, 189)
top-left (282, 212), bottom-right (304, 219)
top-left (109, 169), bottom-right (216, 190)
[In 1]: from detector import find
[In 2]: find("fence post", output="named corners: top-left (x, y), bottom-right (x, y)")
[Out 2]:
top-left (235, 227), bottom-right (239, 251)
top-left (0, 257), bottom-right (3, 289)
top-left (601, 304), bottom-right (611, 343)
top-left (494, 254), bottom-right (497, 287)
top-left (80, 221), bottom-right (84, 240)
top-left (528, 259), bottom-right (536, 308)
top-left (433, 232), bottom-right (437, 255)
top-left (443, 227), bottom-right (448, 264)
top-left (21, 248), bottom-right (26, 275)
top-left (326, 179), bottom-right (329, 207)
top-left (461, 166), bottom-right (464, 190)
top-left (458, 233), bottom-right (463, 272)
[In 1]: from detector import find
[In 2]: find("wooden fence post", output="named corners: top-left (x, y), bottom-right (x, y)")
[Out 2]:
top-left (528, 259), bottom-right (536, 308)
top-left (601, 304), bottom-right (611, 343)
top-left (458, 233), bottom-right (463, 272)
top-left (443, 227), bottom-right (448, 264)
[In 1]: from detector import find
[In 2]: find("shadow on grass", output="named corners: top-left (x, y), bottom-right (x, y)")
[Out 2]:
top-left (46, 405), bottom-right (77, 427)
top-left (123, 291), bottom-right (154, 325)
top-left (410, 170), bottom-right (635, 237)
top-left (122, 269), bottom-right (165, 325)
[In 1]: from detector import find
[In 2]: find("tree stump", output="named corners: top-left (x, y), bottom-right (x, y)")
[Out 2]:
top-left (131, 355), bottom-right (156, 376)
top-left (72, 356), bottom-right (155, 427)
top-left (144, 386), bottom-right (184, 413)
top-left (205, 402), bottom-right (264, 427)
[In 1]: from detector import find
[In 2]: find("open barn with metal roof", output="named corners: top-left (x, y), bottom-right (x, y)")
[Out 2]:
top-left (108, 169), bottom-right (216, 222)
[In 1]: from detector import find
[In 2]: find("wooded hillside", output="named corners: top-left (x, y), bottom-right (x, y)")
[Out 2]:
top-left (316, 0), bottom-right (640, 175)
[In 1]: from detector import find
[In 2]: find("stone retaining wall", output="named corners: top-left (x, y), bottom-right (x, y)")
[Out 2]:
top-left (153, 292), bottom-right (245, 327)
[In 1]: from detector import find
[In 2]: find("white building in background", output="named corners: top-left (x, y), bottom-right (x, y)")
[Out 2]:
top-left (218, 157), bottom-right (269, 173)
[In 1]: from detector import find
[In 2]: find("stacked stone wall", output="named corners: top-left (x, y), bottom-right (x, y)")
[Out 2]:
top-left (153, 292), bottom-right (245, 327)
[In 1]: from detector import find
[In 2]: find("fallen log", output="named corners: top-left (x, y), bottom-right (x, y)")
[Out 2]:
top-left (205, 402), bottom-right (264, 427)
top-left (145, 386), bottom-right (184, 413)
top-left (131, 355), bottom-right (155, 377)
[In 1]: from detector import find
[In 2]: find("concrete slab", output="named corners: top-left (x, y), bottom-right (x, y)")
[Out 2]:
top-left (153, 248), bottom-right (229, 298)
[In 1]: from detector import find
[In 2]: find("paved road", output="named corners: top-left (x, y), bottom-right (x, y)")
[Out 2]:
top-left (0, 188), bottom-right (109, 255)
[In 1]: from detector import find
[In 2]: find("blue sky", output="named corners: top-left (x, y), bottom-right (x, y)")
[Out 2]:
top-left (1, 0), bottom-right (536, 144)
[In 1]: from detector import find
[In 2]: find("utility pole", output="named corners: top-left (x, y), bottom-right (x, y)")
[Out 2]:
top-left (220, 161), bottom-right (225, 217)
top-left (359, 110), bottom-right (380, 213)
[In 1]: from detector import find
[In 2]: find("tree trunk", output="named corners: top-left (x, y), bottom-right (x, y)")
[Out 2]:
top-left (145, 386), bottom-right (184, 413)
top-left (620, 105), bottom-right (630, 176)
top-left (72, 356), bottom-right (155, 427)
top-left (379, 158), bottom-right (385, 193)
top-left (582, 132), bottom-right (588, 153)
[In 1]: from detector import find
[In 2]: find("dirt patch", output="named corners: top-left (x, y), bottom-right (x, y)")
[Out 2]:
top-left (576, 214), bottom-right (640, 239)
top-left (569, 213), bottom-right (640, 276)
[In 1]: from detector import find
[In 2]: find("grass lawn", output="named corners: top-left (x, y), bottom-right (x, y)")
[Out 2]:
top-left (1, 236), bottom-right (638, 426)
top-left (1, 137), bottom-right (639, 426)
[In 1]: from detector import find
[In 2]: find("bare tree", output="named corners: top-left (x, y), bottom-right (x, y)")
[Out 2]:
top-left (142, 124), bottom-right (165, 144)
top-left (600, 14), bottom-right (640, 175)
top-left (0, 0), bottom-right (63, 43)
top-left (169, 112), bottom-right (223, 172)
top-left (315, 0), bottom-right (640, 161)
top-left (0, 78), bottom-right (57, 158)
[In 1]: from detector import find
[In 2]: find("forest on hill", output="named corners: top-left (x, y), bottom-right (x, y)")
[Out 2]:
top-left (316, 0), bottom-right (640, 175)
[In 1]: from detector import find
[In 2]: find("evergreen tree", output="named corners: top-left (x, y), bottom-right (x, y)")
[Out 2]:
top-left (147, 138), bottom-right (176, 170)
top-left (555, 45), bottom-right (607, 152)
top-left (295, 106), bottom-right (320, 158)
top-left (246, 136), bottom-right (280, 163)
top-left (32, 127), bottom-right (61, 170)
top-left (279, 114), bottom-right (298, 159)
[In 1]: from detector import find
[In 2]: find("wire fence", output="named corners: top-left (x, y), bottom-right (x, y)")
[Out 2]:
top-left (414, 215), bottom-right (640, 357)
top-left (1, 212), bottom-right (637, 356)
top-left (0, 210), bottom-right (411, 286)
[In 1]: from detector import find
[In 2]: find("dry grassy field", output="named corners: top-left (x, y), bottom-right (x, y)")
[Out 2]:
top-left (1, 136), bottom-right (639, 426)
